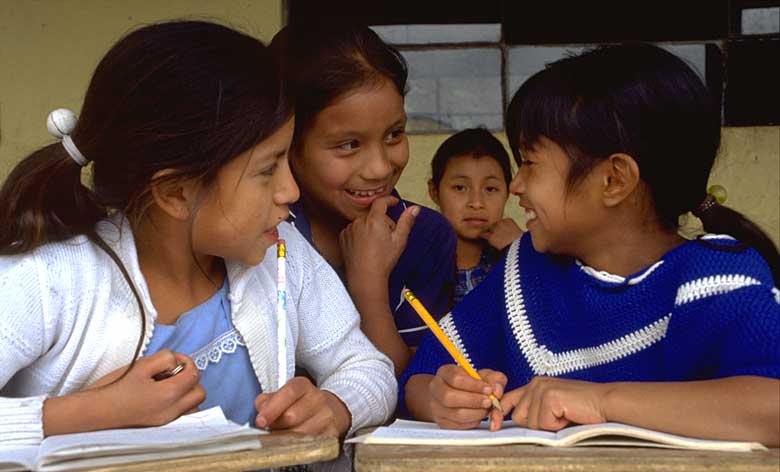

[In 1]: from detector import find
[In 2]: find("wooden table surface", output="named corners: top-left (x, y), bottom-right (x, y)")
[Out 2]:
top-left (88, 432), bottom-right (339, 472)
top-left (354, 443), bottom-right (780, 472)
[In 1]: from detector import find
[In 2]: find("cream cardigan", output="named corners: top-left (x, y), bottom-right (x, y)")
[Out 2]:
top-left (0, 215), bottom-right (396, 446)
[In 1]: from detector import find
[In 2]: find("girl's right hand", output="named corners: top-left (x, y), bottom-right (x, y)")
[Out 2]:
top-left (44, 350), bottom-right (205, 437)
top-left (89, 350), bottom-right (205, 428)
top-left (340, 196), bottom-right (418, 284)
top-left (428, 364), bottom-right (507, 430)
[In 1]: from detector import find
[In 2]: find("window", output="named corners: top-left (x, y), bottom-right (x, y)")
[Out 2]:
top-left (288, 0), bottom-right (779, 128)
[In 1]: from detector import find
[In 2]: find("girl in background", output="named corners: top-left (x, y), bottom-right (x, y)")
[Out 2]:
top-left (401, 43), bottom-right (780, 446)
top-left (0, 21), bottom-right (395, 446)
top-left (271, 23), bottom-right (456, 375)
top-left (428, 128), bottom-right (522, 302)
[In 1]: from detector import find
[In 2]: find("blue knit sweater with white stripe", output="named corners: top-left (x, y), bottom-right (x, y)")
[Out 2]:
top-left (399, 233), bottom-right (780, 412)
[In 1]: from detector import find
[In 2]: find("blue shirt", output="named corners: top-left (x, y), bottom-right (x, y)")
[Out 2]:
top-left (289, 189), bottom-right (457, 346)
top-left (455, 246), bottom-right (502, 303)
top-left (400, 233), bottom-right (780, 413)
top-left (145, 280), bottom-right (262, 425)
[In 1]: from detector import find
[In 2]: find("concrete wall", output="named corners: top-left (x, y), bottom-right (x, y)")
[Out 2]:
top-left (2, 1), bottom-right (777, 245)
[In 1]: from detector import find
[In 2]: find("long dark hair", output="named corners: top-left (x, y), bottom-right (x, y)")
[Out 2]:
top-left (505, 43), bottom-right (779, 284)
top-left (269, 22), bottom-right (407, 153)
top-left (431, 127), bottom-right (512, 189)
top-left (0, 20), bottom-right (291, 366)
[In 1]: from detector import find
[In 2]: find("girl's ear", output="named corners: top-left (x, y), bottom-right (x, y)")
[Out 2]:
top-left (150, 169), bottom-right (200, 220)
top-left (428, 179), bottom-right (440, 205)
top-left (601, 153), bottom-right (641, 207)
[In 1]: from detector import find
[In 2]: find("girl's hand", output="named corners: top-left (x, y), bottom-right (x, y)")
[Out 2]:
top-left (340, 196), bottom-right (418, 284)
top-left (428, 364), bottom-right (507, 430)
top-left (254, 377), bottom-right (351, 438)
top-left (97, 350), bottom-right (205, 427)
top-left (496, 376), bottom-right (609, 431)
top-left (44, 350), bottom-right (205, 437)
top-left (480, 218), bottom-right (523, 251)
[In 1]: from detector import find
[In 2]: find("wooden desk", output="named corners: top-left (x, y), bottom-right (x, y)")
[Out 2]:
top-left (354, 443), bottom-right (780, 471)
top-left (90, 432), bottom-right (339, 472)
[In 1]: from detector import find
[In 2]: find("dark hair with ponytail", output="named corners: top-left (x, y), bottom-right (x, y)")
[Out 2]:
top-left (269, 21), bottom-right (407, 153)
top-left (0, 20), bottom-right (291, 367)
top-left (505, 42), bottom-right (779, 285)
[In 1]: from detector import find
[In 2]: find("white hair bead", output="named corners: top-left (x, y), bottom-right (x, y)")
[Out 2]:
top-left (46, 108), bottom-right (78, 138)
top-left (46, 108), bottom-right (89, 166)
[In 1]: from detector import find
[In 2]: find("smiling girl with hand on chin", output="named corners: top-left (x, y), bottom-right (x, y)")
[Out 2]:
top-left (271, 23), bottom-right (457, 376)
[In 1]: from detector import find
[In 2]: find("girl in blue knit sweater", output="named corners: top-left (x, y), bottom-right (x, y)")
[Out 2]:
top-left (401, 43), bottom-right (780, 446)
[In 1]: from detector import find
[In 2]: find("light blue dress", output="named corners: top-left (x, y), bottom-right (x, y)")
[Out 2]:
top-left (145, 280), bottom-right (262, 425)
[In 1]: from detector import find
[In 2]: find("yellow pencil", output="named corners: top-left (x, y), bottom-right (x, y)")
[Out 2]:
top-left (403, 289), bottom-right (502, 412)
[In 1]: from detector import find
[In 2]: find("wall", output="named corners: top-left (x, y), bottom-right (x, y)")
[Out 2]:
top-left (2, 1), bottom-right (777, 246)
top-left (0, 0), bottom-right (281, 175)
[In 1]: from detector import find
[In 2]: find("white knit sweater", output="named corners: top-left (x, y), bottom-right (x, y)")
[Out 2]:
top-left (0, 215), bottom-right (396, 446)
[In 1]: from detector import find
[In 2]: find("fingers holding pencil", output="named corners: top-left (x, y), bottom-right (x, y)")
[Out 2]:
top-left (438, 365), bottom-right (506, 398)
top-left (403, 289), bottom-right (505, 413)
top-left (428, 365), bottom-right (507, 429)
top-left (479, 369), bottom-right (508, 431)
top-left (430, 366), bottom-right (490, 429)
top-left (479, 368), bottom-right (507, 399)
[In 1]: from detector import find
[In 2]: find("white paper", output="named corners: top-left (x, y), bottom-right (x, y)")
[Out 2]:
top-left (0, 407), bottom-right (267, 471)
top-left (0, 446), bottom-right (37, 471)
top-left (348, 419), bottom-right (767, 452)
top-left (351, 419), bottom-right (557, 446)
top-left (40, 438), bottom-right (261, 472)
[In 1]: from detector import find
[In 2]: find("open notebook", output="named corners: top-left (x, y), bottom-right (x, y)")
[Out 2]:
top-left (0, 407), bottom-right (265, 472)
top-left (347, 419), bottom-right (768, 452)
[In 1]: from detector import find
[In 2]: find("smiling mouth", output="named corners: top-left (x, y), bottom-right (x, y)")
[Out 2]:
top-left (525, 208), bottom-right (538, 221)
top-left (345, 186), bottom-right (386, 198)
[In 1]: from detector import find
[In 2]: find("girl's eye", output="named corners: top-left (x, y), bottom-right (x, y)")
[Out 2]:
top-left (337, 140), bottom-right (359, 152)
top-left (485, 186), bottom-right (499, 193)
top-left (386, 128), bottom-right (406, 143)
top-left (259, 163), bottom-right (278, 176)
top-left (453, 184), bottom-right (466, 192)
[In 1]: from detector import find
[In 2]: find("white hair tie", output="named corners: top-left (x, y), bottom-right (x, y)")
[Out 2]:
top-left (47, 108), bottom-right (90, 167)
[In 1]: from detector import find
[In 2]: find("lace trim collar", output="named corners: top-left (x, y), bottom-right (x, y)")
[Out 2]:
top-left (191, 329), bottom-right (246, 371)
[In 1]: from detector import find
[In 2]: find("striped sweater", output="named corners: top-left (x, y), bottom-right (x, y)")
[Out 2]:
top-left (400, 233), bottom-right (780, 412)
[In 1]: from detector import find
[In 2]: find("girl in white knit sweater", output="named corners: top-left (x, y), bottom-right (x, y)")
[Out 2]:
top-left (0, 21), bottom-right (395, 447)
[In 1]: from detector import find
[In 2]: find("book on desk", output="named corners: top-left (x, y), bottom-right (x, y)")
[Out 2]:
top-left (347, 419), bottom-right (768, 452)
top-left (0, 407), bottom-right (266, 471)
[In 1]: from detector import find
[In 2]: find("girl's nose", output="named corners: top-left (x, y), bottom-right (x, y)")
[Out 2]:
top-left (508, 171), bottom-right (524, 196)
top-left (467, 189), bottom-right (485, 209)
top-left (360, 146), bottom-right (394, 182)
top-left (275, 158), bottom-right (300, 205)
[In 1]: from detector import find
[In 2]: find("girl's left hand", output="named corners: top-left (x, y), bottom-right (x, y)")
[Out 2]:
top-left (254, 376), bottom-right (351, 438)
top-left (480, 218), bottom-right (523, 251)
top-left (493, 376), bottom-right (610, 431)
